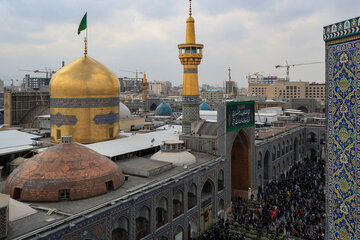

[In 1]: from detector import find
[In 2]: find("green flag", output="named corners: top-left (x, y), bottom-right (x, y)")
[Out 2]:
top-left (77, 12), bottom-right (87, 35)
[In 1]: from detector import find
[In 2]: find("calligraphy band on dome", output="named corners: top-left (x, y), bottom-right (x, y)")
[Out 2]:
top-left (184, 68), bottom-right (198, 73)
top-left (50, 97), bottom-right (119, 108)
top-left (50, 113), bottom-right (78, 127)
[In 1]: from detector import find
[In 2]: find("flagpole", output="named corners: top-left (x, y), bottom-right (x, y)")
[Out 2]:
top-left (84, 28), bottom-right (88, 57)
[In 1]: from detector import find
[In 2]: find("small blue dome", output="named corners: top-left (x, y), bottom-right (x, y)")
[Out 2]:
top-left (200, 102), bottom-right (211, 110)
top-left (155, 103), bottom-right (173, 116)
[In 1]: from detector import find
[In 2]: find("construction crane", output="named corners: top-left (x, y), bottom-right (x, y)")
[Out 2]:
top-left (246, 72), bottom-right (259, 79)
top-left (119, 69), bottom-right (143, 81)
top-left (275, 61), bottom-right (323, 81)
top-left (19, 68), bottom-right (56, 78)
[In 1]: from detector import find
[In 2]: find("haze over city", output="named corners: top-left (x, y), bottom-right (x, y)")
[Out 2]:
top-left (0, 0), bottom-right (358, 87)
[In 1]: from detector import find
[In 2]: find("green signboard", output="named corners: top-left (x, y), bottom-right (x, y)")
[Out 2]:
top-left (226, 101), bottom-right (255, 132)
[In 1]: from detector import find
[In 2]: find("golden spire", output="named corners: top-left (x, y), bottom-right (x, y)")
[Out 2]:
top-left (189, 0), bottom-right (192, 17)
top-left (186, 0), bottom-right (195, 44)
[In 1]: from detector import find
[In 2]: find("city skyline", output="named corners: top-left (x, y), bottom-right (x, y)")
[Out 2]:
top-left (0, 0), bottom-right (358, 87)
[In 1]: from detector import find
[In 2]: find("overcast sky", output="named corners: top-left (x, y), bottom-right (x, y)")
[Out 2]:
top-left (0, 0), bottom-right (358, 87)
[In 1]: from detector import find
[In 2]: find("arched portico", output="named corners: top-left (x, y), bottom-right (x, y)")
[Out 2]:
top-left (231, 129), bottom-right (251, 197)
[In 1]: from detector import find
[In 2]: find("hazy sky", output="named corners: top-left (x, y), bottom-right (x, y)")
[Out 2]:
top-left (0, 0), bottom-right (358, 87)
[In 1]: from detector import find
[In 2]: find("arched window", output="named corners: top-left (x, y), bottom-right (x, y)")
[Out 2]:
top-left (307, 132), bottom-right (317, 144)
top-left (278, 163), bottom-right (281, 176)
top-left (219, 199), bottom-right (224, 210)
top-left (282, 160), bottom-right (285, 172)
top-left (258, 174), bottom-right (262, 188)
top-left (320, 133), bottom-right (325, 144)
top-left (136, 206), bottom-right (150, 239)
top-left (290, 138), bottom-right (293, 150)
top-left (173, 190), bottom-right (184, 219)
top-left (282, 141), bottom-right (285, 155)
top-left (272, 146), bottom-right (276, 160)
top-left (287, 158), bottom-right (289, 170)
top-left (218, 170), bottom-right (224, 191)
top-left (277, 143), bottom-right (280, 158)
top-left (112, 216), bottom-right (129, 240)
top-left (286, 140), bottom-right (289, 153)
top-left (201, 180), bottom-right (213, 200)
top-left (303, 132), bottom-right (306, 144)
top-left (257, 152), bottom-right (262, 169)
top-left (174, 226), bottom-right (184, 240)
top-left (156, 197), bottom-right (168, 228)
top-left (273, 166), bottom-right (276, 178)
top-left (188, 183), bottom-right (197, 210)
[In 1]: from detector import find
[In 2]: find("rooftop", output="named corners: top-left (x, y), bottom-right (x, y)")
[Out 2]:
top-left (85, 125), bottom-right (182, 158)
top-left (0, 130), bottom-right (42, 156)
top-left (255, 123), bottom-right (301, 140)
top-left (4, 151), bottom-right (218, 239)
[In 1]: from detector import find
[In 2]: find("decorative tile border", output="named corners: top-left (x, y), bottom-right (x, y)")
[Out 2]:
top-left (182, 96), bottom-right (200, 104)
top-left (50, 98), bottom-right (119, 108)
top-left (184, 68), bottom-right (198, 73)
top-left (324, 17), bottom-right (360, 41)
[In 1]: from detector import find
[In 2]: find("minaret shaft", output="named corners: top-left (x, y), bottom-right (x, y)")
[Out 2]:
top-left (178, 1), bottom-right (203, 134)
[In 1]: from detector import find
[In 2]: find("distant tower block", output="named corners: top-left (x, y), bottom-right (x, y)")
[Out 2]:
top-left (178, 0), bottom-right (203, 134)
top-left (324, 17), bottom-right (360, 239)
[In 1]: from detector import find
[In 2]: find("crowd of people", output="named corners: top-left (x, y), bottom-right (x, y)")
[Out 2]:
top-left (200, 156), bottom-right (325, 240)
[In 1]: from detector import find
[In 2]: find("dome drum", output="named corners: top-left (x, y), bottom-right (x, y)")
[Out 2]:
top-left (5, 143), bottom-right (125, 202)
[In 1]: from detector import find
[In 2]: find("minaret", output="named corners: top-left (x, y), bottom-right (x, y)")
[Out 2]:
top-left (141, 73), bottom-right (148, 101)
top-left (141, 73), bottom-right (148, 111)
top-left (178, 0), bottom-right (203, 134)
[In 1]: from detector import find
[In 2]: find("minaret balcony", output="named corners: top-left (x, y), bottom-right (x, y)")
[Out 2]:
top-left (179, 57), bottom-right (202, 65)
top-left (179, 53), bottom-right (202, 58)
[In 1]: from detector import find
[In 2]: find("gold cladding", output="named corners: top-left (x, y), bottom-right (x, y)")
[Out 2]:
top-left (50, 56), bottom-right (120, 143)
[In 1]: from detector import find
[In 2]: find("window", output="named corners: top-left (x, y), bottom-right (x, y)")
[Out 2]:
top-left (59, 189), bottom-right (70, 200)
top-left (57, 129), bottom-right (61, 139)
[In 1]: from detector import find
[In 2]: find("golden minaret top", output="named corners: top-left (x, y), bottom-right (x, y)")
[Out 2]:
top-left (186, 0), bottom-right (195, 44)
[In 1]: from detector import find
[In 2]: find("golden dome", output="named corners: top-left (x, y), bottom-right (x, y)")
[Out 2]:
top-left (50, 56), bottom-right (120, 143)
top-left (50, 56), bottom-right (119, 98)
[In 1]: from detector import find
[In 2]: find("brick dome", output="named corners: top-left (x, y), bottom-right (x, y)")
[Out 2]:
top-left (5, 143), bottom-right (124, 202)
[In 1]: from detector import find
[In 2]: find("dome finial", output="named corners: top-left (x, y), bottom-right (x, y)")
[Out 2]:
top-left (84, 37), bottom-right (87, 57)
top-left (189, 0), bottom-right (192, 17)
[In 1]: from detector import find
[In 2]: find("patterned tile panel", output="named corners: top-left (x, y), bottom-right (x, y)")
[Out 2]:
top-left (327, 39), bottom-right (360, 239)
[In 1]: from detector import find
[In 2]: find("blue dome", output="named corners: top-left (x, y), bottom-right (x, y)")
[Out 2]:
top-left (200, 102), bottom-right (211, 110)
top-left (155, 103), bottom-right (173, 116)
